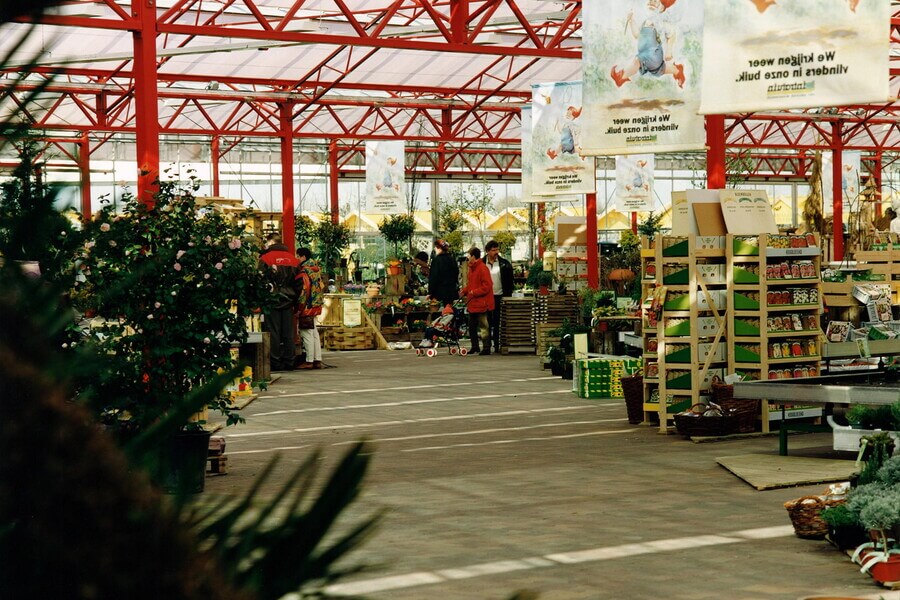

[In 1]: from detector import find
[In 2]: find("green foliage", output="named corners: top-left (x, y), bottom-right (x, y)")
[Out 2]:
top-left (539, 229), bottom-right (556, 251)
top-left (578, 288), bottom-right (615, 317)
top-left (439, 206), bottom-right (467, 234)
top-left (444, 229), bottom-right (465, 255)
top-left (314, 220), bottom-right (351, 276)
top-left (493, 230), bottom-right (517, 255)
top-left (846, 404), bottom-right (898, 431)
top-left (192, 443), bottom-right (383, 599)
top-left (636, 211), bottom-right (664, 240)
top-left (858, 432), bottom-right (896, 486)
top-left (820, 503), bottom-right (857, 528)
top-left (378, 213), bottom-right (416, 258)
top-left (526, 259), bottom-right (553, 288)
top-left (295, 214), bottom-right (316, 249)
top-left (0, 135), bottom-right (82, 283)
top-left (67, 174), bottom-right (269, 435)
top-left (859, 491), bottom-right (900, 552)
top-left (878, 454), bottom-right (900, 486)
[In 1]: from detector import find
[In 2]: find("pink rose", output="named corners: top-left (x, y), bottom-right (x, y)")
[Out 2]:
top-left (228, 238), bottom-right (241, 250)
top-left (215, 262), bottom-right (223, 270)
top-left (100, 223), bottom-right (110, 232)
top-left (174, 263), bottom-right (182, 271)
top-left (176, 250), bottom-right (186, 259)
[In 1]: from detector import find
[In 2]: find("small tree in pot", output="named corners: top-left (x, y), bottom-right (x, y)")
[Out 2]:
top-left (68, 174), bottom-right (270, 490)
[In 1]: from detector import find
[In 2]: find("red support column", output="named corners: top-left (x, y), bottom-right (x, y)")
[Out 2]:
top-left (706, 115), bottom-right (726, 189)
top-left (586, 193), bottom-right (599, 290)
top-left (78, 134), bottom-right (92, 221)
top-left (450, 0), bottom-right (468, 44)
top-left (329, 139), bottom-right (340, 225)
top-left (211, 135), bottom-right (221, 197)
top-left (631, 211), bottom-right (638, 234)
top-left (132, 0), bottom-right (160, 206)
top-left (832, 122), bottom-right (844, 262)
top-left (279, 104), bottom-right (295, 251)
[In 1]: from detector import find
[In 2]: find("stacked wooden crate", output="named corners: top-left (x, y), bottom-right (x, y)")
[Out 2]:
top-left (323, 326), bottom-right (375, 350)
top-left (500, 298), bottom-right (535, 354)
top-left (534, 294), bottom-right (580, 329)
top-left (536, 323), bottom-right (562, 360)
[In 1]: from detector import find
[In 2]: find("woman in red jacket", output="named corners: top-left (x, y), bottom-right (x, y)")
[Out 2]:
top-left (461, 247), bottom-right (495, 355)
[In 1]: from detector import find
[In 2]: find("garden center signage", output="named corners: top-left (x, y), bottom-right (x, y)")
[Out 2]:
top-left (615, 154), bottom-right (655, 212)
top-left (581, 0), bottom-right (706, 155)
top-left (531, 81), bottom-right (595, 196)
top-left (700, 0), bottom-right (890, 114)
top-left (365, 140), bottom-right (405, 214)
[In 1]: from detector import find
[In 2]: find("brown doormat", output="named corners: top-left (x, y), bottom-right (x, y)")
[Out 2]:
top-left (716, 454), bottom-right (858, 490)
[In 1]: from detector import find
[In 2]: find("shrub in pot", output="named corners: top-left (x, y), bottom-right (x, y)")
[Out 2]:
top-left (68, 176), bottom-right (270, 489)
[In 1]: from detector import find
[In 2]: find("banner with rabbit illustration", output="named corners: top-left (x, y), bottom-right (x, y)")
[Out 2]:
top-left (582, 0), bottom-right (706, 155)
top-left (616, 154), bottom-right (656, 211)
top-left (531, 81), bottom-right (595, 196)
top-left (365, 140), bottom-right (405, 214)
top-left (700, 0), bottom-right (889, 113)
top-left (822, 150), bottom-right (862, 217)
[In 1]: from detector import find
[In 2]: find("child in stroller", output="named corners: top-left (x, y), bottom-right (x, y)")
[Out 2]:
top-left (416, 301), bottom-right (469, 356)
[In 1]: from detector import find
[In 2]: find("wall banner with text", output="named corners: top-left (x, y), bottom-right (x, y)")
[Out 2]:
top-left (615, 154), bottom-right (655, 212)
top-left (531, 81), bottom-right (596, 196)
top-left (700, 0), bottom-right (890, 114)
top-left (581, 0), bottom-right (706, 155)
top-left (365, 140), bottom-right (405, 214)
top-left (520, 106), bottom-right (536, 203)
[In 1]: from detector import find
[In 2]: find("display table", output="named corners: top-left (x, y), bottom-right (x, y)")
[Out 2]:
top-left (733, 373), bottom-right (900, 455)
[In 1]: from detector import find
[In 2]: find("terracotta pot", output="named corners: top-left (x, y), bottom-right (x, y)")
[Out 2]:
top-left (609, 268), bottom-right (635, 281)
top-left (386, 265), bottom-right (402, 276)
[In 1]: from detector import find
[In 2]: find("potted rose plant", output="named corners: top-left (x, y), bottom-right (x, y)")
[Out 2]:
top-left (68, 173), bottom-right (269, 492)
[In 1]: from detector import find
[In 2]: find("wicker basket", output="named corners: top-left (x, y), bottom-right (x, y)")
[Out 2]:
top-left (784, 495), bottom-right (846, 539)
top-left (621, 373), bottom-right (644, 425)
top-left (711, 381), bottom-right (759, 434)
top-left (674, 403), bottom-right (733, 437)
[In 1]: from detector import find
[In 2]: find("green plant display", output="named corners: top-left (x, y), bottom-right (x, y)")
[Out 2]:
top-left (378, 213), bottom-right (416, 258)
top-left (877, 454), bottom-right (900, 485)
top-left (0, 135), bottom-right (81, 283)
top-left (847, 403), bottom-right (899, 431)
top-left (295, 213), bottom-right (316, 249)
top-left (636, 211), bottom-right (664, 240)
top-left (539, 229), bottom-right (556, 252)
top-left (314, 219), bottom-right (351, 277)
top-left (68, 174), bottom-right (270, 435)
top-left (493, 230), bottom-right (517, 255)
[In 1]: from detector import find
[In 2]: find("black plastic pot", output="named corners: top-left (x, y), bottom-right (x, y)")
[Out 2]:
top-left (158, 430), bottom-right (212, 494)
top-left (827, 524), bottom-right (868, 551)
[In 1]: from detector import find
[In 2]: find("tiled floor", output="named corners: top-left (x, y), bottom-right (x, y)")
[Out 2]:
top-left (205, 350), bottom-right (898, 600)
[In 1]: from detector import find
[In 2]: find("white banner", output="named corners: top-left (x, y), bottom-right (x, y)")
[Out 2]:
top-left (365, 140), bottom-right (405, 214)
top-left (700, 0), bottom-right (890, 114)
top-left (531, 81), bottom-right (596, 196)
top-left (615, 154), bottom-right (655, 212)
top-left (581, 0), bottom-right (706, 155)
top-left (520, 106), bottom-right (534, 202)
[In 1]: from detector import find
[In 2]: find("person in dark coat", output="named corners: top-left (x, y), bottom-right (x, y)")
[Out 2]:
top-left (427, 239), bottom-right (459, 308)
top-left (483, 239), bottom-right (514, 353)
top-left (258, 233), bottom-right (300, 371)
top-left (461, 247), bottom-right (495, 355)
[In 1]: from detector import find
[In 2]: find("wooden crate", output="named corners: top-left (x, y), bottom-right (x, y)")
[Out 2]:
top-left (536, 322), bottom-right (562, 358)
top-left (500, 297), bottom-right (536, 353)
top-left (324, 326), bottom-right (375, 350)
top-left (239, 331), bottom-right (270, 381)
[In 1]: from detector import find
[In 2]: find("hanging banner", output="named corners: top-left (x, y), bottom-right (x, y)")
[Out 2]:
top-left (700, 0), bottom-right (890, 114)
top-left (581, 0), bottom-right (706, 155)
top-left (365, 140), bottom-right (405, 214)
top-left (531, 81), bottom-right (596, 196)
top-left (615, 154), bottom-right (655, 212)
top-left (520, 106), bottom-right (535, 203)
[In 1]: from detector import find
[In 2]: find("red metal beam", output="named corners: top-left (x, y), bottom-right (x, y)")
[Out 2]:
top-left (132, 0), bottom-right (160, 204)
top-left (586, 192), bottom-right (598, 290)
top-left (279, 104), bottom-right (296, 250)
top-left (832, 122), bottom-right (844, 262)
top-left (706, 116), bottom-right (726, 189)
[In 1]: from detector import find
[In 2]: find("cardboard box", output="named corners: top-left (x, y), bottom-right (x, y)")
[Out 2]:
top-left (852, 283), bottom-right (890, 305)
top-left (696, 264), bottom-right (726, 285)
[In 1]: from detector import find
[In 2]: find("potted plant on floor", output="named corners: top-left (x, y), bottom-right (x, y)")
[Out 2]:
top-left (527, 259), bottom-right (555, 296)
top-left (68, 174), bottom-right (270, 492)
top-left (378, 214), bottom-right (416, 275)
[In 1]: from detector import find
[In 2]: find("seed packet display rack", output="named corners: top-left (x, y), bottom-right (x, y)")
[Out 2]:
top-left (642, 235), bottom-right (729, 433)
top-left (726, 233), bottom-right (824, 432)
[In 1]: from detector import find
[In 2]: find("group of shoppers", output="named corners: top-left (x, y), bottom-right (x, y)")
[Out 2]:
top-left (259, 234), bottom-right (325, 372)
top-left (427, 238), bottom-right (513, 356)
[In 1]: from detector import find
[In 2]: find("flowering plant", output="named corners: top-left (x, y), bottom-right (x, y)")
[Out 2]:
top-left (67, 174), bottom-right (270, 434)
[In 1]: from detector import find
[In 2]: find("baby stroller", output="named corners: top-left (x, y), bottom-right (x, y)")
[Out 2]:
top-left (415, 300), bottom-right (468, 357)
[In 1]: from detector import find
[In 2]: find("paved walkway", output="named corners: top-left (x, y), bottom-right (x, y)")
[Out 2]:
top-left (206, 350), bottom-right (899, 600)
